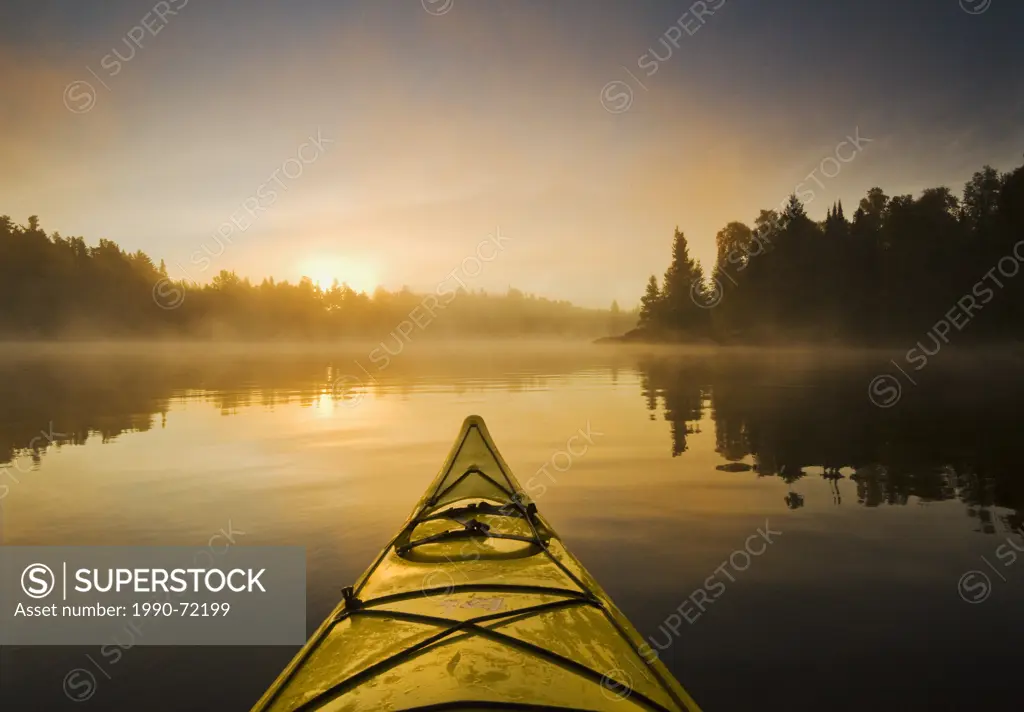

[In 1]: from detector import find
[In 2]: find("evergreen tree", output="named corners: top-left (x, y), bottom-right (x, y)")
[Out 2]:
top-left (660, 228), bottom-right (707, 333)
top-left (962, 165), bottom-right (1003, 239)
top-left (660, 156), bottom-right (1024, 344)
top-left (781, 194), bottom-right (808, 226)
top-left (608, 299), bottom-right (622, 335)
top-left (638, 275), bottom-right (663, 328)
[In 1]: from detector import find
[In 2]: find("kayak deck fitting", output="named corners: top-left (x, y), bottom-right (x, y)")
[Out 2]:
top-left (252, 415), bottom-right (702, 711)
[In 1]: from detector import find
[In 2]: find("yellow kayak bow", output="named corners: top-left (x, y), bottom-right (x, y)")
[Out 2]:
top-left (252, 415), bottom-right (702, 711)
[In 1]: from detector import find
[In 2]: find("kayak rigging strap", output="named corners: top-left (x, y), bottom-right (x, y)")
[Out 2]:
top-left (289, 595), bottom-right (678, 712)
top-left (253, 421), bottom-right (701, 712)
top-left (426, 466), bottom-right (515, 507)
top-left (396, 500), bottom-right (547, 555)
top-left (396, 521), bottom-right (541, 554)
top-left (408, 462), bottom-right (690, 711)
top-left (268, 449), bottom-right (695, 711)
top-left (417, 500), bottom-right (538, 523)
top-left (313, 485), bottom-right (683, 712)
top-left (398, 465), bottom-right (689, 712)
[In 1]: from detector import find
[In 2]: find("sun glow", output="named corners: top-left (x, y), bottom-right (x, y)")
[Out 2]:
top-left (302, 257), bottom-right (378, 295)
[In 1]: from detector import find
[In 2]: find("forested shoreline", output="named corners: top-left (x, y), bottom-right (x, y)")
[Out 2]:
top-left (5, 156), bottom-right (1024, 344)
top-left (635, 158), bottom-right (1024, 345)
top-left (0, 216), bottom-right (631, 340)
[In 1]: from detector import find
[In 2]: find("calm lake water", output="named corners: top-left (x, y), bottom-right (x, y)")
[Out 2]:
top-left (1, 343), bottom-right (1022, 711)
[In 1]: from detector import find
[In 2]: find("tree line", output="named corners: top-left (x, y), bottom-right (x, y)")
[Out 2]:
top-left (638, 157), bottom-right (1024, 344)
top-left (0, 215), bottom-right (631, 339)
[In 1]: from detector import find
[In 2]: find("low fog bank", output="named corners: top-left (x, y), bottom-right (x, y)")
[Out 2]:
top-left (2, 338), bottom-right (1024, 369)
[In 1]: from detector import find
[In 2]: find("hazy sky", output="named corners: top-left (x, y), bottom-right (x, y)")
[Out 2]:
top-left (3, 0), bottom-right (1023, 307)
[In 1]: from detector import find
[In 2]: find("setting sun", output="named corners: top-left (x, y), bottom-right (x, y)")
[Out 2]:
top-left (301, 257), bottom-right (377, 294)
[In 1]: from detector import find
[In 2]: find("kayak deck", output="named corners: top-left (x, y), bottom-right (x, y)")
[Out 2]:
top-left (252, 416), bottom-right (701, 712)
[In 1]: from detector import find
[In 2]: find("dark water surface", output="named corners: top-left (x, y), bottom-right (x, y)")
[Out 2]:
top-left (1, 344), bottom-right (1022, 711)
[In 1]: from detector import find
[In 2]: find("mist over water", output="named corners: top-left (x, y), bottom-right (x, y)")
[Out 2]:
top-left (1, 342), bottom-right (1022, 710)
